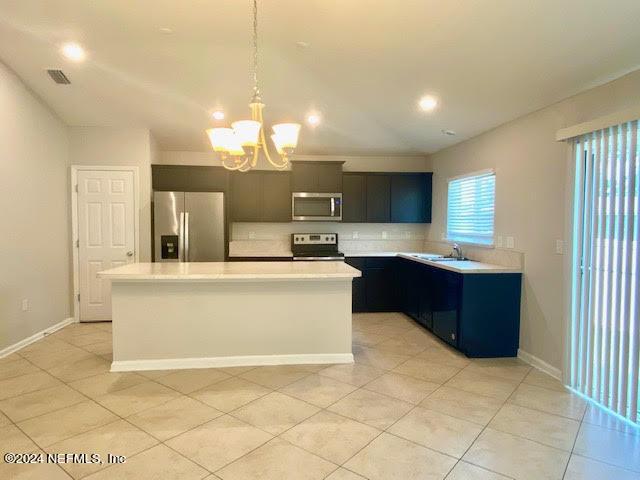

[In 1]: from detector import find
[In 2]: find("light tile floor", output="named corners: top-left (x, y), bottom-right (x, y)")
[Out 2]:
top-left (0, 312), bottom-right (639, 479)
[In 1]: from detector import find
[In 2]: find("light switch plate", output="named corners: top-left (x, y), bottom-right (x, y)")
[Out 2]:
top-left (495, 235), bottom-right (503, 248)
top-left (21, 299), bottom-right (29, 312)
top-left (353, 231), bottom-right (359, 239)
top-left (381, 231), bottom-right (388, 239)
top-left (506, 236), bottom-right (515, 249)
top-left (248, 231), bottom-right (256, 240)
top-left (556, 239), bottom-right (564, 254)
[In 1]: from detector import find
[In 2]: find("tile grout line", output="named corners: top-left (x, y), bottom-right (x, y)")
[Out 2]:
top-left (442, 366), bottom-right (532, 480)
top-left (4, 317), bottom-right (636, 479)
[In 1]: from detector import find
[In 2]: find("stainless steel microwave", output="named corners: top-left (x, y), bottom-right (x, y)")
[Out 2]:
top-left (292, 192), bottom-right (342, 221)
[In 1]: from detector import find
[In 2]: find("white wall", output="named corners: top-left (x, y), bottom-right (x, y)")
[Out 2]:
top-left (0, 61), bottom-right (70, 351)
top-left (69, 127), bottom-right (153, 261)
top-left (427, 68), bottom-right (640, 372)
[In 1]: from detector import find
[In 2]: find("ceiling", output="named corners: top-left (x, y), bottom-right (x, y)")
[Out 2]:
top-left (1, 1), bottom-right (639, 155)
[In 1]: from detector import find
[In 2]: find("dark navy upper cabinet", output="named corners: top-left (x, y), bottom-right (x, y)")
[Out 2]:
top-left (391, 173), bottom-right (432, 223)
top-left (291, 161), bottom-right (343, 193)
top-left (366, 175), bottom-right (391, 222)
top-left (231, 171), bottom-right (291, 222)
top-left (342, 172), bottom-right (432, 224)
top-left (261, 172), bottom-right (292, 222)
top-left (342, 174), bottom-right (367, 222)
top-left (231, 172), bottom-right (263, 222)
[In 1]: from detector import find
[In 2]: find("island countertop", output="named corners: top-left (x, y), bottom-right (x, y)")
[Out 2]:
top-left (98, 261), bottom-right (362, 281)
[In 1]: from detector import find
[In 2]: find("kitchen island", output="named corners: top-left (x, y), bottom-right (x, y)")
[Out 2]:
top-left (98, 261), bottom-right (361, 372)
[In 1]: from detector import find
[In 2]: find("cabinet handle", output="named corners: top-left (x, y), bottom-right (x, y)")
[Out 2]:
top-left (451, 333), bottom-right (456, 340)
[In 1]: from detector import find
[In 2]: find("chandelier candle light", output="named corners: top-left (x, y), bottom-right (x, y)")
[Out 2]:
top-left (206, 0), bottom-right (301, 171)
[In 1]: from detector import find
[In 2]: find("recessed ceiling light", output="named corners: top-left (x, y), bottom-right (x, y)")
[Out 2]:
top-left (306, 112), bottom-right (321, 127)
top-left (60, 43), bottom-right (86, 62)
top-left (211, 110), bottom-right (225, 121)
top-left (296, 41), bottom-right (310, 49)
top-left (441, 129), bottom-right (456, 136)
top-left (418, 95), bottom-right (438, 112)
top-left (159, 27), bottom-right (174, 35)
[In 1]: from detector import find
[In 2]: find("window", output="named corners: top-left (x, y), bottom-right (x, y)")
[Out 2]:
top-left (446, 170), bottom-right (496, 245)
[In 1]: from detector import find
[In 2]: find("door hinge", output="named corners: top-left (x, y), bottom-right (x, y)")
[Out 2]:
top-left (75, 239), bottom-right (79, 248)
top-left (75, 184), bottom-right (78, 193)
top-left (77, 293), bottom-right (80, 302)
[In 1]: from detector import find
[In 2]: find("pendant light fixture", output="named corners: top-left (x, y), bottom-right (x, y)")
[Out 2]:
top-left (206, 0), bottom-right (301, 171)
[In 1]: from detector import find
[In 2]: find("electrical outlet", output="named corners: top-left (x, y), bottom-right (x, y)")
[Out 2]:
top-left (381, 231), bottom-right (388, 239)
top-left (248, 231), bottom-right (256, 240)
top-left (495, 235), bottom-right (503, 248)
top-left (353, 231), bottom-right (359, 239)
top-left (21, 298), bottom-right (29, 312)
top-left (506, 236), bottom-right (515, 249)
top-left (555, 239), bottom-right (564, 255)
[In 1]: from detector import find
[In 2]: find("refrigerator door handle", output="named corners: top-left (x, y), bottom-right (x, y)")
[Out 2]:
top-left (330, 198), bottom-right (335, 216)
top-left (178, 212), bottom-right (185, 262)
top-left (184, 212), bottom-right (190, 262)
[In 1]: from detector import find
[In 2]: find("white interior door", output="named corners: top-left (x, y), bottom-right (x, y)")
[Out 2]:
top-left (77, 170), bottom-right (135, 321)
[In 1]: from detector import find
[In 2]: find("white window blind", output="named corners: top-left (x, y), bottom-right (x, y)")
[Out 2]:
top-left (569, 119), bottom-right (639, 426)
top-left (447, 171), bottom-right (495, 245)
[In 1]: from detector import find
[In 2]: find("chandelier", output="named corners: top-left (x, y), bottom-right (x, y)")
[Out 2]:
top-left (206, 0), bottom-right (301, 172)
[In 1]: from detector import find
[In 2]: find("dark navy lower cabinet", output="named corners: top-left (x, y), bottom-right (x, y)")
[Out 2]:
top-left (458, 273), bottom-right (521, 357)
top-left (347, 256), bottom-right (522, 358)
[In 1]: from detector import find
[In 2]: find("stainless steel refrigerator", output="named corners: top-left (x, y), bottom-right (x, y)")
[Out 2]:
top-left (153, 191), bottom-right (225, 262)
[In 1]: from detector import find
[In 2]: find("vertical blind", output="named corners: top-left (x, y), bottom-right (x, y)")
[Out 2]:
top-left (569, 119), bottom-right (639, 425)
top-left (447, 170), bottom-right (496, 245)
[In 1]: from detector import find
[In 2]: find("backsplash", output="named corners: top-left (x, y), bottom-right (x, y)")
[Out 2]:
top-left (229, 223), bottom-right (524, 268)
top-left (230, 223), bottom-right (428, 256)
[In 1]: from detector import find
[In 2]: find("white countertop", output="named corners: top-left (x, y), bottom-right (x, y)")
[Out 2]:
top-left (98, 261), bottom-right (361, 281)
top-left (344, 251), bottom-right (521, 274)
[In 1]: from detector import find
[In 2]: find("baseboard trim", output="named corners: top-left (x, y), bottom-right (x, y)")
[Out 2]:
top-left (518, 349), bottom-right (562, 381)
top-left (111, 353), bottom-right (354, 372)
top-left (0, 317), bottom-right (76, 358)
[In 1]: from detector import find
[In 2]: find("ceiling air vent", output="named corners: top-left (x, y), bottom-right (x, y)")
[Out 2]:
top-left (47, 69), bottom-right (71, 84)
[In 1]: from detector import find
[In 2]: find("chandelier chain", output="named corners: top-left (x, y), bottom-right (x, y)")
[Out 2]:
top-left (252, 0), bottom-right (260, 98)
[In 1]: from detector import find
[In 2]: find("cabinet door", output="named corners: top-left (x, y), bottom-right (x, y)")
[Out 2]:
top-left (231, 173), bottom-right (262, 222)
top-left (417, 265), bottom-right (433, 330)
top-left (261, 172), bottom-right (291, 222)
top-left (398, 259), bottom-right (421, 320)
top-left (317, 163), bottom-right (343, 192)
top-left (365, 257), bottom-right (397, 311)
top-left (432, 269), bottom-right (460, 347)
top-left (291, 163), bottom-right (318, 191)
top-left (391, 174), bottom-right (429, 223)
top-left (345, 258), bottom-right (367, 312)
top-left (366, 175), bottom-right (391, 222)
top-left (342, 174), bottom-right (367, 222)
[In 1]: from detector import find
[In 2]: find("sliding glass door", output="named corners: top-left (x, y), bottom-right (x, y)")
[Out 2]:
top-left (569, 120), bottom-right (639, 425)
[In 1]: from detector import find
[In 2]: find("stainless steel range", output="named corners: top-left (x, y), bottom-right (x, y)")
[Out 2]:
top-left (291, 233), bottom-right (344, 261)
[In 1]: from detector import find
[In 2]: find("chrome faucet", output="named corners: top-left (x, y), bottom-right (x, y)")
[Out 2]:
top-left (451, 243), bottom-right (463, 260)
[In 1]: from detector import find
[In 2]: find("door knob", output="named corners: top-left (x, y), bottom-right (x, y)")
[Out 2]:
top-left (126, 251), bottom-right (134, 257)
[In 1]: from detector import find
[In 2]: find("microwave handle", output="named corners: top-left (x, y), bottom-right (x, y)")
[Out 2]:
top-left (330, 197), bottom-right (335, 216)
